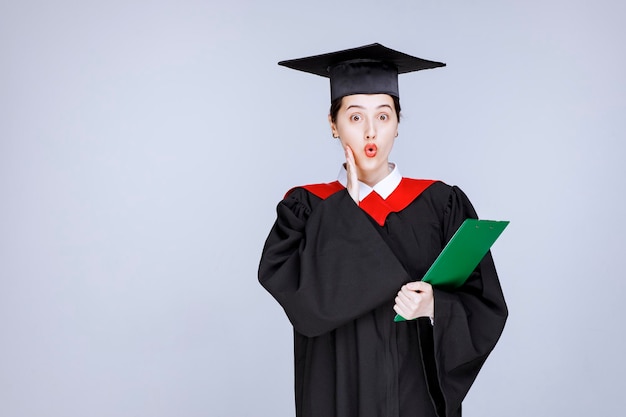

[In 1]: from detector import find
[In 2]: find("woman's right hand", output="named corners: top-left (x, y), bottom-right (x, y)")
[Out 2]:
top-left (344, 146), bottom-right (359, 203)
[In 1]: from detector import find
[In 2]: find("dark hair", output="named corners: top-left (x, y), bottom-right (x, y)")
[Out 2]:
top-left (329, 95), bottom-right (402, 123)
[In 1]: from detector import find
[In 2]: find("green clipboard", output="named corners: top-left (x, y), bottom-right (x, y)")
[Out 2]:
top-left (394, 219), bottom-right (509, 322)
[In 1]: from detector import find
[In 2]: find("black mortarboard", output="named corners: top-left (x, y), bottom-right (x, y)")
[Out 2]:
top-left (278, 43), bottom-right (445, 101)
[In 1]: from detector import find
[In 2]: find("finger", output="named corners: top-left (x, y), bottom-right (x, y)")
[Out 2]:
top-left (344, 146), bottom-right (360, 202)
top-left (395, 293), bottom-right (411, 311)
top-left (398, 288), bottom-right (415, 304)
top-left (394, 298), bottom-right (414, 313)
top-left (346, 147), bottom-right (358, 170)
top-left (398, 289), bottom-right (420, 307)
top-left (406, 281), bottom-right (432, 293)
top-left (345, 144), bottom-right (354, 158)
top-left (396, 289), bottom-right (418, 311)
top-left (400, 286), bottom-right (420, 301)
top-left (344, 145), bottom-right (353, 164)
top-left (393, 301), bottom-right (416, 321)
top-left (393, 304), bottom-right (409, 318)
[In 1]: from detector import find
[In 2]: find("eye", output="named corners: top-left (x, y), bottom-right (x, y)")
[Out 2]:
top-left (350, 114), bottom-right (362, 122)
top-left (379, 114), bottom-right (389, 121)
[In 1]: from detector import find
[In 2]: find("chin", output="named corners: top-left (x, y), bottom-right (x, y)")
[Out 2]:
top-left (358, 157), bottom-right (387, 172)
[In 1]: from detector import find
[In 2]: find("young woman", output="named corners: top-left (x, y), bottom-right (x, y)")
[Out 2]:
top-left (258, 43), bottom-right (507, 417)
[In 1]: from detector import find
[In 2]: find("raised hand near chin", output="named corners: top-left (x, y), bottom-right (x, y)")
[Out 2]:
top-left (344, 145), bottom-right (359, 203)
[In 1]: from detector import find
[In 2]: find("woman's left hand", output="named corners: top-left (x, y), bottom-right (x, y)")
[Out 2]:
top-left (393, 281), bottom-right (434, 321)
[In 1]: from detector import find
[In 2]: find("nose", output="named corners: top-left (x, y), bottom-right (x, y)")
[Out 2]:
top-left (365, 120), bottom-right (376, 140)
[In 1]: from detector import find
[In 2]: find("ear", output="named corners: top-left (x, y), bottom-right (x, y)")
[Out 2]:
top-left (328, 114), bottom-right (338, 138)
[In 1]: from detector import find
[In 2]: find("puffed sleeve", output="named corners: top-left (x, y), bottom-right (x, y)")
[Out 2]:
top-left (420, 186), bottom-right (508, 417)
top-left (258, 187), bottom-right (412, 337)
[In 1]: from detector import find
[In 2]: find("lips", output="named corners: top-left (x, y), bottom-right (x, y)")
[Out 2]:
top-left (365, 143), bottom-right (378, 158)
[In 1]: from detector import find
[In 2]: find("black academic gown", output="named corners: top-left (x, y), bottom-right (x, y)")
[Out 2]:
top-left (258, 179), bottom-right (507, 417)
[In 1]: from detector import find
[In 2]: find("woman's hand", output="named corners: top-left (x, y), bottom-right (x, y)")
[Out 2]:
top-left (393, 281), bottom-right (434, 321)
top-left (344, 145), bottom-right (359, 203)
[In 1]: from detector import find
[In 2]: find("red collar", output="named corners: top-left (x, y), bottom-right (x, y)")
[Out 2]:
top-left (298, 178), bottom-right (436, 226)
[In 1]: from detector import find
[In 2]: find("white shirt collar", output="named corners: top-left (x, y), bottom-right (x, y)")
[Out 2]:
top-left (336, 163), bottom-right (402, 202)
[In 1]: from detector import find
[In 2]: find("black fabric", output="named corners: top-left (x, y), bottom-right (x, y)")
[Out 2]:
top-left (329, 61), bottom-right (399, 101)
top-left (278, 43), bottom-right (446, 101)
top-left (258, 181), bottom-right (507, 417)
top-left (417, 317), bottom-right (446, 416)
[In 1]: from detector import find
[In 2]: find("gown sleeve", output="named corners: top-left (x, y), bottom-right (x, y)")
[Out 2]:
top-left (421, 185), bottom-right (508, 417)
top-left (258, 187), bottom-right (412, 337)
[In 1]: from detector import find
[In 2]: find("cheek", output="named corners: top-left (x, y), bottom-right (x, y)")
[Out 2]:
top-left (383, 126), bottom-right (399, 144)
top-left (337, 127), bottom-right (359, 145)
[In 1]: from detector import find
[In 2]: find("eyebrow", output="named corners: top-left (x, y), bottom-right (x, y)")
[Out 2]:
top-left (345, 104), bottom-right (393, 111)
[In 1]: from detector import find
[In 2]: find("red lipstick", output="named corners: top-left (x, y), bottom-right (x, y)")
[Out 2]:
top-left (365, 143), bottom-right (378, 158)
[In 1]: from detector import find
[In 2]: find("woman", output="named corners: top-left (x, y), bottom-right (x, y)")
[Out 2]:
top-left (258, 43), bottom-right (507, 417)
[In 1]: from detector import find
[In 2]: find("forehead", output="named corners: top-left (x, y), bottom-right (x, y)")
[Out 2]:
top-left (341, 94), bottom-right (395, 109)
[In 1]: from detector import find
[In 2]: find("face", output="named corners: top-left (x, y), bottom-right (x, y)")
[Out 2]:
top-left (329, 94), bottom-right (399, 183)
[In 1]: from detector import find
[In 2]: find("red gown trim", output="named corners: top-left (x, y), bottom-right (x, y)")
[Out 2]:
top-left (297, 181), bottom-right (345, 199)
top-left (295, 178), bottom-right (437, 226)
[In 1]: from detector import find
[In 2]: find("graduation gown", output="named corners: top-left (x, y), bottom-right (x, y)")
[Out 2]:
top-left (258, 173), bottom-right (507, 417)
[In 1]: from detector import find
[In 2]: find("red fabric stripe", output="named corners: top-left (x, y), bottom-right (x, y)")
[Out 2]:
top-left (292, 178), bottom-right (436, 226)
top-left (289, 181), bottom-right (345, 199)
top-left (359, 178), bottom-right (436, 226)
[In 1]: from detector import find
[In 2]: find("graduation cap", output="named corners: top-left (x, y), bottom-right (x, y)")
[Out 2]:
top-left (278, 43), bottom-right (446, 101)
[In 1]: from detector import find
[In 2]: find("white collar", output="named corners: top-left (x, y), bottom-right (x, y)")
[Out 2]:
top-left (336, 163), bottom-right (402, 202)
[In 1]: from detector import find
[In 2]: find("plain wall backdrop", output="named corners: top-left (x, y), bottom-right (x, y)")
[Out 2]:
top-left (1, 1), bottom-right (624, 416)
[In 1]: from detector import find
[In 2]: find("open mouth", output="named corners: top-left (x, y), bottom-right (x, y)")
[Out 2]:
top-left (365, 143), bottom-right (378, 158)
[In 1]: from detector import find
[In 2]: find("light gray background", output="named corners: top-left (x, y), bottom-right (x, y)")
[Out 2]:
top-left (1, 1), bottom-right (624, 416)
